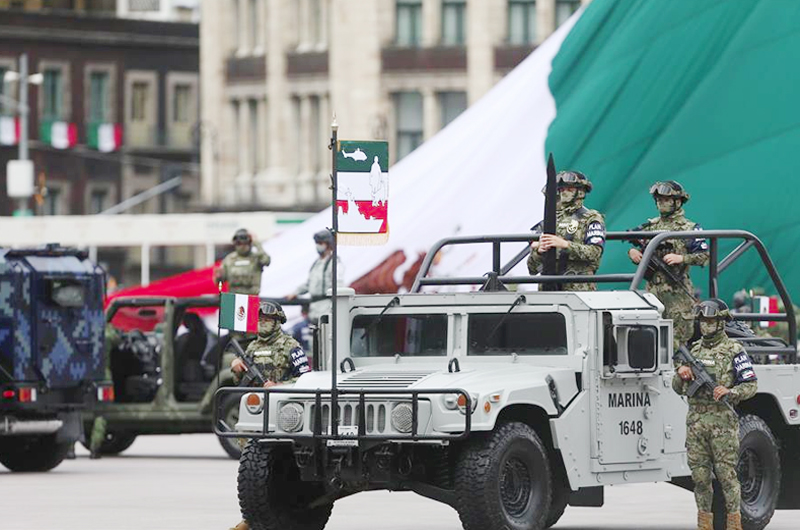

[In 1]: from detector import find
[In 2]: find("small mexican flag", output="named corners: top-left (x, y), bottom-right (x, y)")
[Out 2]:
top-left (40, 120), bottom-right (78, 149)
top-left (88, 122), bottom-right (123, 152)
top-left (220, 293), bottom-right (260, 333)
top-left (0, 116), bottom-right (20, 145)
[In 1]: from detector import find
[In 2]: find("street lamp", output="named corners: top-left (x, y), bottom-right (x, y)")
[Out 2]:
top-left (3, 53), bottom-right (44, 216)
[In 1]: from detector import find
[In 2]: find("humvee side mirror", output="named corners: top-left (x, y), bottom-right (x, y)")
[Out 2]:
top-left (627, 326), bottom-right (657, 371)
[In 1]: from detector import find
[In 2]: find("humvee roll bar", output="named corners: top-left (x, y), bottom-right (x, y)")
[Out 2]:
top-left (412, 230), bottom-right (796, 362)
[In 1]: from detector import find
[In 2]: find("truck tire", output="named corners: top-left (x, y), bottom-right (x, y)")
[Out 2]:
top-left (80, 430), bottom-right (137, 455)
top-left (0, 433), bottom-right (72, 472)
top-left (217, 394), bottom-right (243, 460)
top-left (455, 422), bottom-right (552, 530)
top-left (238, 441), bottom-right (332, 530)
top-left (712, 414), bottom-right (780, 530)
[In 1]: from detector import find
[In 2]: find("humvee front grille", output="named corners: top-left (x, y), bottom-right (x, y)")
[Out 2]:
top-left (309, 402), bottom-right (390, 433)
top-left (337, 371), bottom-right (435, 389)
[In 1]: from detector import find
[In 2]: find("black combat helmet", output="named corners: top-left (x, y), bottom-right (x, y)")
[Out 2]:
top-left (692, 298), bottom-right (732, 321)
top-left (232, 228), bottom-right (252, 244)
top-left (649, 180), bottom-right (690, 203)
top-left (313, 229), bottom-right (334, 246)
top-left (258, 299), bottom-right (286, 324)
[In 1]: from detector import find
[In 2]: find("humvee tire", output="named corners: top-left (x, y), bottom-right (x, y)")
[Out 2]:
top-left (455, 422), bottom-right (552, 530)
top-left (712, 414), bottom-right (780, 530)
top-left (238, 441), bottom-right (332, 530)
top-left (217, 394), bottom-right (243, 460)
top-left (0, 433), bottom-right (72, 472)
top-left (81, 429), bottom-right (137, 455)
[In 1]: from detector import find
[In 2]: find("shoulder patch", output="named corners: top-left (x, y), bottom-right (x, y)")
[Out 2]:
top-left (584, 220), bottom-right (606, 247)
top-left (733, 350), bottom-right (757, 384)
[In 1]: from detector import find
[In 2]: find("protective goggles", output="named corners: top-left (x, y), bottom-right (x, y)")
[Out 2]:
top-left (258, 300), bottom-right (281, 316)
top-left (649, 182), bottom-right (681, 196)
top-left (692, 304), bottom-right (728, 318)
top-left (233, 235), bottom-right (251, 243)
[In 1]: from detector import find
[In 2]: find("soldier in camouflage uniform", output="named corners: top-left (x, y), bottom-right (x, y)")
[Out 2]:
top-left (528, 171), bottom-right (605, 291)
top-left (215, 229), bottom-right (271, 296)
top-left (228, 300), bottom-right (310, 530)
top-left (673, 299), bottom-right (758, 530)
top-left (628, 181), bottom-right (708, 352)
top-left (87, 324), bottom-right (123, 459)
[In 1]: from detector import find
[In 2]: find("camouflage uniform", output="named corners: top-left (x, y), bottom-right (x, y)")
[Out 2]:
top-left (528, 203), bottom-right (605, 291)
top-left (234, 331), bottom-right (311, 386)
top-left (632, 181), bottom-right (708, 352)
top-left (672, 315), bottom-right (758, 523)
top-left (218, 243), bottom-right (271, 296)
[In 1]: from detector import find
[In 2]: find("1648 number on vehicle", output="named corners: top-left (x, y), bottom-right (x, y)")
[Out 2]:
top-left (619, 420), bottom-right (643, 436)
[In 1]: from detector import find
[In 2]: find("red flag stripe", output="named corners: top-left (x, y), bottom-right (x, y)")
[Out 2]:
top-left (247, 295), bottom-right (260, 333)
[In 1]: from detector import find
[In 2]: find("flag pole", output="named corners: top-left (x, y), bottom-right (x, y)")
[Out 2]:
top-left (329, 114), bottom-right (339, 437)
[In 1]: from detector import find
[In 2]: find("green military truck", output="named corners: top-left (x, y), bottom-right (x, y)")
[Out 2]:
top-left (218, 230), bottom-right (800, 530)
top-left (85, 295), bottom-right (242, 459)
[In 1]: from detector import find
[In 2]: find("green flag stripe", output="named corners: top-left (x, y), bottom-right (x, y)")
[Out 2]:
top-left (337, 141), bottom-right (389, 172)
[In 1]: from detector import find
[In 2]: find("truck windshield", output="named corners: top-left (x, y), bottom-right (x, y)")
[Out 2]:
top-left (468, 313), bottom-right (568, 356)
top-left (351, 314), bottom-right (447, 357)
top-left (47, 279), bottom-right (86, 308)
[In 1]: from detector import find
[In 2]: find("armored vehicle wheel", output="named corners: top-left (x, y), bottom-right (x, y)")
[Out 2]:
top-left (454, 422), bottom-right (552, 530)
top-left (238, 441), bottom-right (332, 530)
top-left (0, 433), bottom-right (72, 472)
top-left (217, 394), bottom-right (243, 460)
top-left (712, 415), bottom-right (780, 530)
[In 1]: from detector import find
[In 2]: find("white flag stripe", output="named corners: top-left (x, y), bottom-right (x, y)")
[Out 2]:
top-left (234, 293), bottom-right (248, 332)
top-left (0, 117), bottom-right (16, 145)
top-left (51, 122), bottom-right (70, 149)
top-left (98, 123), bottom-right (116, 152)
top-left (337, 171), bottom-right (389, 200)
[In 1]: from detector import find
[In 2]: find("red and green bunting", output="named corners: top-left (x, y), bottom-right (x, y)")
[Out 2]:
top-left (219, 293), bottom-right (260, 333)
top-left (0, 116), bottom-right (19, 146)
top-left (40, 120), bottom-right (77, 149)
top-left (88, 122), bottom-right (123, 152)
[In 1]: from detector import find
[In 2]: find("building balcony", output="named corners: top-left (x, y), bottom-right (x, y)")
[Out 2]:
top-left (125, 122), bottom-right (196, 152)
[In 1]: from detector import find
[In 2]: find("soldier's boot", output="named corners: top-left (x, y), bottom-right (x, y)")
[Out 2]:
top-left (697, 511), bottom-right (713, 530)
top-left (228, 520), bottom-right (249, 530)
top-left (726, 512), bottom-right (743, 530)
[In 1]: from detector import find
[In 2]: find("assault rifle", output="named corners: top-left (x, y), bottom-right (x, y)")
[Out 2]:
top-left (628, 236), bottom-right (697, 302)
top-left (541, 153), bottom-right (560, 291)
top-left (674, 345), bottom-right (737, 415)
top-left (227, 337), bottom-right (267, 387)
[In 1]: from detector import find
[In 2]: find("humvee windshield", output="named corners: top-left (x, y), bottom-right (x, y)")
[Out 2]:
top-left (468, 313), bottom-right (568, 356)
top-left (351, 314), bottom-right (447, 357)
top-left (47, 279), bottom-right (86, 308)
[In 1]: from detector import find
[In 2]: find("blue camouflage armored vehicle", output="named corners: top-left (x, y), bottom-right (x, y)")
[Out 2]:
top-left (0, 245), bottom-right (112, 472)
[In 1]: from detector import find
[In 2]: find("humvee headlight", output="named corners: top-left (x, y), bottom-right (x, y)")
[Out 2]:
top-left (442, 394), bottom-right (459, 410)
top-left (244, 393), bottom-right (264, 414)
top-left (456, 393), bottom-right (479, 415)
top-left (278, 402), bottom-right (305, 432)
top-left (391, 403), bottom-right (414, 433)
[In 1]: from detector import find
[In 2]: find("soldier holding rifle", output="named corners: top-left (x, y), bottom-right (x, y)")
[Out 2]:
top-left (628, 181), bottom-right (708, 350)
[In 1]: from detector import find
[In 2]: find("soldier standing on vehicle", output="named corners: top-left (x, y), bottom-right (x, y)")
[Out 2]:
top-left (628, 181), bottom-right (708, 352)
top-left (673, 299), bottom-right (758, 530)
top-left (527, 171), bottom-right (605, 291)
top-left (227, 299), bottom-right (311, 530)
top-left (286, 229), bottom-right (344, 323)
top-left (214, 229), bottom-right (271, 296)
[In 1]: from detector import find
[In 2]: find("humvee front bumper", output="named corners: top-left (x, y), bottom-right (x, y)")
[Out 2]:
top-left (213, 387), bottom-right (472, 443)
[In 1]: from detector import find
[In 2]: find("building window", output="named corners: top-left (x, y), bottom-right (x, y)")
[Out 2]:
top-left (172, 84), bottom-right (191, 123)
top-left (394, 91), bottom-right (423, 160)
top-left (556, 0), bottom-right (581, 26)
top-left (42, 68), bottom-right (63, 120)
top-left (131, 81), bottom-right (149, 122)
top-left (232, 100), bottom-right (241, 173)
top-left (249, 99), bottom-right (259, 173)
top-left (129, 0), bottom-right (161, 11)
top-left (439, 91), bottom-right (467, 128)
top-left (89, 189), bottom-right (108, 214)
top-left (508, 0), bottom-right (536, 45)
top-left (89, 71), bottom-right (110, 123)
top-left (310, 0), bottom-right (322, 46)
top-left (396, 0), bottom-right (422, 47)
top-left (43, 187), bottom-right (62, 216)
top-left (442, 0), bottom-right (467, 46)
top-left (0, 66), bottom-right (7, 115)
